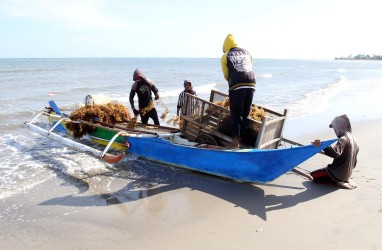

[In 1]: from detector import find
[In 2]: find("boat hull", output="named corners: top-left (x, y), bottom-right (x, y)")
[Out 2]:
top-left (46, 104), bottom-right (336, 183)
top-left (124, 136), bottom-right (336, 183)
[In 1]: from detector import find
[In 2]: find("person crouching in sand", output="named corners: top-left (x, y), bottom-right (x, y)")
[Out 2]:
top-left (311, 114), bottom-right (359, 189)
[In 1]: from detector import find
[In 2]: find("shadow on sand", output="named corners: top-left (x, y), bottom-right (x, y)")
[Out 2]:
top-left (37, 155), bottom-right (338, 221)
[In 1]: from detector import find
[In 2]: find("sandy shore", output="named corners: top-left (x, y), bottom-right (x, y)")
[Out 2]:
top-left (1, 119), bottom-right (381, 250)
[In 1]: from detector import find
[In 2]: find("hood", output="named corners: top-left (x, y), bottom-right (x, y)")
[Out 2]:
top-left (133, 68), bottom-right (146, 81)
top-left (222, 34), bottom-right (238, 53)
top-left (184, 79), bottom-right (192, 86)
top-left (330, 114), bottom-right (352, 137)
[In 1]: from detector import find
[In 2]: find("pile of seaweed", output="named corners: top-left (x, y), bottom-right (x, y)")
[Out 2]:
top-left (66, 103), bottom-right (131, 139)
top-left (213, 97), bottom-right (266, 147)
top-left (126, 100), bottom-right (155, 129)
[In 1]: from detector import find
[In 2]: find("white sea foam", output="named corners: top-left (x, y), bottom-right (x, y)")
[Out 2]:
top-left (159, 82), bottom-right (218, 97)
top-left (159, 88), bottom-right (183, 98)
top-left (194, 82), bottom-right (218, 94)
top-left (0, 134), bottom-right (52, 199)
top-left (287, 76), bottom-right (350, 119)
top-left (258, 73), bottom-right (273, 78)
top-left (0, 133), bottom-right (113, 200)
top-left (336, 68), bottom-right (347, 73)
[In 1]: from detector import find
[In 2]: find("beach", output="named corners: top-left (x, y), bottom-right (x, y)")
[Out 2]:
top-left (1, 0), bottom-right (382, 246)
top-left (1, 117), bottom-right (381, 250)
top-left (1, 58), bottom-right (382, 249)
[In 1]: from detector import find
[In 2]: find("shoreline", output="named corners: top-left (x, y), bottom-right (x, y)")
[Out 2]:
top-left (1, 118), bottom-right (381, 249)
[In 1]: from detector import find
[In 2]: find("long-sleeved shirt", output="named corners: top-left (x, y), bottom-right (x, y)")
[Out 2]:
top-left (324, 114), bottom-right (359, 181)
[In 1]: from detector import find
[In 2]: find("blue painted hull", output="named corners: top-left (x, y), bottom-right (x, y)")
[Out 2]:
top-left (125, 136), bottom-right (336, 183)
top-left (46, 99), bottom-right (336, 183)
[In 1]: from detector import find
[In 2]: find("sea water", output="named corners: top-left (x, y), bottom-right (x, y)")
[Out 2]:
top-left (1, 58), bottom-right (382, 200)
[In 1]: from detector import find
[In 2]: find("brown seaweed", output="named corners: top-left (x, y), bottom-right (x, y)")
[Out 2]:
top-left (66, 103), bottom-right (131, 139)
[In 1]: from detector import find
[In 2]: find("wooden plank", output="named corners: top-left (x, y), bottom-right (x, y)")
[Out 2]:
top-left (181, 116), bottom-right (232, 143)
top-left (210, 90), bottom-right (227, 102)
top-left (256, 111), bottom-right (287, 149)
top-left (277, 109), bottom-right (288, 149)
top-left (209, 90), bottom-right (285, 117)
top-left (258, 106), bottom-right (284, 117)
top-left (291, 168), bottom-right (313, 180)
top-left (282, 138), bottom-right (304, 146)
top-left (258, 138), bottom-right (281, 149)
top-left (199, 102), bottom-right (205, 123)
top-left (263, 115), bottom-right (286, 126)
top-left (183, 132), bottom-right (197, 141)
top-left (184, 90), bottom-right (288, 148)
top-left (254, 116), bottom-right (268, 148)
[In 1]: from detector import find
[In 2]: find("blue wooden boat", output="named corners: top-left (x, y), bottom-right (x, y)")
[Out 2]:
top-left (25, 99), bottom-right (335, 183)
top-left (118, 135), bottom-right (335, 183)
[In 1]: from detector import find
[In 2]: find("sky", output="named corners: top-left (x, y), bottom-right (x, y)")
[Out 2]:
top-left (0, 0), bottom-right (381, 59)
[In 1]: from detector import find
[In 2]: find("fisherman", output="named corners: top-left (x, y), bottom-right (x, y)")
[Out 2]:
top-left (311, 114), bottom-right (359, 189)
top-left (176, 79), bottom-right (197, 117)
top-left (129, 69), bottom-right (160, 125)
top-left (221, 33), bottom-right (256, 148)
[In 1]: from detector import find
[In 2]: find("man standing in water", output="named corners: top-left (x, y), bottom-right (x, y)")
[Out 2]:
top-left (129, 69), bottom-right (160, 125)
top-left (221, 33), bottom-right (256, 148)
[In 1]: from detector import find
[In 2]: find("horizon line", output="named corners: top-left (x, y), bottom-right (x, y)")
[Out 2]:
top-left (0, 56), bottom-right (337, 60)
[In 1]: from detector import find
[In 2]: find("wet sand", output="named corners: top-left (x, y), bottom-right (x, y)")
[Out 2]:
top-left (1, 119), bottom-right (381, 249)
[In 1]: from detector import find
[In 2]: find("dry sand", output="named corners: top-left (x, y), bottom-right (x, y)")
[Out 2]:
top-left (1, 119), bottom-right (381, 250)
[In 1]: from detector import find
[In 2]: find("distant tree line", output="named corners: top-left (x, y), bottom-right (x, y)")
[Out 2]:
top-left (335, 54), bottom-right (382, 60)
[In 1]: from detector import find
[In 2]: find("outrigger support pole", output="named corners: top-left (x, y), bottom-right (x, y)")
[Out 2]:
top-left (25, 112), bottom-right (125, 164)
top-left (291, 168), bottom-right (313, 180)
top-left (101, 131), bottom-right (126, 164)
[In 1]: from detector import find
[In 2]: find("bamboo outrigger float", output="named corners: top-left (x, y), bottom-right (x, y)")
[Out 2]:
top-left (24, 91), bottom-right (335, 183)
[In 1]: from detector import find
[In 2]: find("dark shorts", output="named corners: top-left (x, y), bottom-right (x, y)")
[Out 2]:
top-left (140, 108), bottom-right (160, 125)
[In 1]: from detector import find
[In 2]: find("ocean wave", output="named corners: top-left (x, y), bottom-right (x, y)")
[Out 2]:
top-left (194, 83), bottom-right (218, 94)
top-left (258, 73), bottom-right (273, 78)
top-left (0, 133), bottom-right (117, 200)
top-left (287, 76), bottom-right (350, 119)
top-left (150, 82), bottom-right (218, 98)
top-left (0, 68), bottom-right (57, 74)
top-left (0, 110), bottom-right (40, 120)
top-left (0, 134), bottom-right (52, 200)
top-left (159, 88), bottom-right (184, 98)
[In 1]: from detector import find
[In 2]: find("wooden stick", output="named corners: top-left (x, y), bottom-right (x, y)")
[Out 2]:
top-left (282, 137), bottom-right (325, 155)
top-left (291, 168), bottom-right (313, 180)
top-left (73, 119), bottom-right (158, 135)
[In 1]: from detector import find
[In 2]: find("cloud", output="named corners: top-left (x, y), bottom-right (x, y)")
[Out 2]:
top-left (0, 0), bottom-right (125, 30)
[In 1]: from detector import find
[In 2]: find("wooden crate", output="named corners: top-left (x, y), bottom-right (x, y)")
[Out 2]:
top-left (181, 90), bottom-right (288, 149)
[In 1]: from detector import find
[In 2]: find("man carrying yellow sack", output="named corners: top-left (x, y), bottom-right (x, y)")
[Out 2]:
top-left (221, 34), bottom-right (256, 148)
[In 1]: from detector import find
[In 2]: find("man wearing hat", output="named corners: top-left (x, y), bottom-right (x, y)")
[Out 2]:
top-left (221, 33), bottom-right (256, 148)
